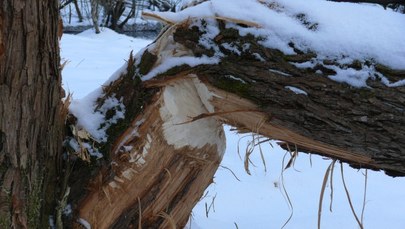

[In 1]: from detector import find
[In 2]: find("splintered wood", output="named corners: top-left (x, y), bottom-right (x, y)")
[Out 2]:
top-left (77, 78), bottom-right (225, 228)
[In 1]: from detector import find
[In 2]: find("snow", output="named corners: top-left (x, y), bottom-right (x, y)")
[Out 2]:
top-left (68, 88), bottom-right (105, 141)
top-left (328, 65), bottom-right (374, 88)
top-left (68, 88), bottom-right (126, 143)
top-left (269, 69), bottom-right (293, 77)
top-left (148, 0), bottom-right (405, 87)
top-left (62, 28), bottom-right (151, 142)
top-left (225, 75), bottom-right (247, 84)
top-left (61, 0), bottom-right (405, 229)
top-left (285, 86), bottom-right (308, 95)
top-left (221, 43), bottom-right (242, 55)
top-left (143, 55), bottom-right (220, 80)
top-left (77, 218), bottom-right (91, 229)
top-left (61, 28), bottom-right (151, 99)
top-left (190, 128), bottom-right (405, 229)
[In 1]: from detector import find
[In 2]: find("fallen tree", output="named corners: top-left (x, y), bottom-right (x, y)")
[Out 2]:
top-left (63, 0), bottom-right (405, 228)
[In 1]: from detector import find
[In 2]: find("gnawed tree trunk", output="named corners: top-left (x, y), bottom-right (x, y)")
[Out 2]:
top-left (0, 1), bottom-right (64, 228)
top-left (66, 58), bottom-right (225, 228)
top-left (66, 17), bottom-right (405, 229)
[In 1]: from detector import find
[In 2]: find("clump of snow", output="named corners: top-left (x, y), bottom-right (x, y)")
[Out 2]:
top-left (252, 53), bottom-right (266, 62)
top-left (290, 60), bottom-right (316, 69)
top-left (285, 86), bottom-right (308, 95)
top-left (69, 90), bottom-right (126, 143)
top-left (194, 19), bottom-right (222, 55)
top-left (134, 18), bottom-right (223, 81)
top-left (225, 75), bottom-right (246, 84)
top-left (77, 218), bottom-right (91, 229)
top-left (69, 89), bottom-right (105, 141)
top-left (221, 43), bottom-right (242, 55)
top-left (63, 204), bottom-right (72, 216)
top-left (269, 68), bottom-right (292, 77)
top-left (386, 79), bottom-right (405, 87)
top-left (82, 142), bottom-right (104, 158)
top-left (327, 65), bottom-right (374, 88)
top-left (143, 55), bottom-right (220, 80)
top-left (147, 0), bottom-right (405, 88)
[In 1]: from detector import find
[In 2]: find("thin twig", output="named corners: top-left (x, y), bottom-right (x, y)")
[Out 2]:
top-left (329, 161), bottom-right (336, 212)
top-left (318, 160), bottom-right (335, 229)
top-left (361, 169), bottom-right (368, 225)
top-left (280, 152), bottom-right (294, 229)
top-left (244, 141), bottom-right (253, 175)
top-left (220, 165), bottom-right (241, 181)
top-left (175, 109), bottom-right (261, 125)
top-left (340, 163), bottom-right (364, 229)
top-left (254, 138), bottom-right (272, 146)
top-left (138, 197), bottom-right (142, 229)
top-left (205, 194), bottom-right (217, 217)
top-left (237, 135), bottom-right (251, 161)
top-left (258, 142), bottom-right (267, 173)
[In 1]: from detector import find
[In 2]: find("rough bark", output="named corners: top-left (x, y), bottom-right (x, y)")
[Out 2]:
top-left (166, 20), bottom-right (405, 176)
top-left (0, 1), bottom-right (64, 228)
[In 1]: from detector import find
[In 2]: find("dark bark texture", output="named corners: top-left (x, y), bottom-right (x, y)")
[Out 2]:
top-left (0, 1), bottom-right (64, 228)
top-left (140, 18), bottom-right (405, 176)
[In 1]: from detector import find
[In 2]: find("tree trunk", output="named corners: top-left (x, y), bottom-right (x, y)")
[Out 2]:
top-left (66, 15), bottom-right (405, 228)
top-left (73, 0), bottom-right (84, 22)
top-left (64, 57), bottom-right (225, 228)
top-left (0, 1), bottom-right (64, 228)
top-left (91, 0), bottom-right (101, 33)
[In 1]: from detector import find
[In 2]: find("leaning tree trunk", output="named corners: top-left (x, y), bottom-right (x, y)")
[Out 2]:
top-left (0, 1), bottom-right (64, 228)
top-left (65, 56), bottom-right (225, 228)
top-left (66, 15), bottom-right (405, 229)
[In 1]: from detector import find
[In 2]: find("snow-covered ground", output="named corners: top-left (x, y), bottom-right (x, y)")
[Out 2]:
top-left (60, 1), bottom-right (405, 227)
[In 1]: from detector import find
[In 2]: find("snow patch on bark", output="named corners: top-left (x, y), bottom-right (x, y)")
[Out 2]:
top-left (159, 77), bottom-right (225, 155)
top-left (285, 86), bottom-right (308, 95)
top-left (77, 218), bottom-right (91, 229)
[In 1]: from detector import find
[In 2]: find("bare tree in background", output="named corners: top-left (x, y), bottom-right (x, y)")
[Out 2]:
top-left (91, 0), bottom-right (101, 33)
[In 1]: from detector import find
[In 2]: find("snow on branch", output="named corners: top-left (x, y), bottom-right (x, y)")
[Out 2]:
top-left (140, 0), bottom-right (405, 88)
